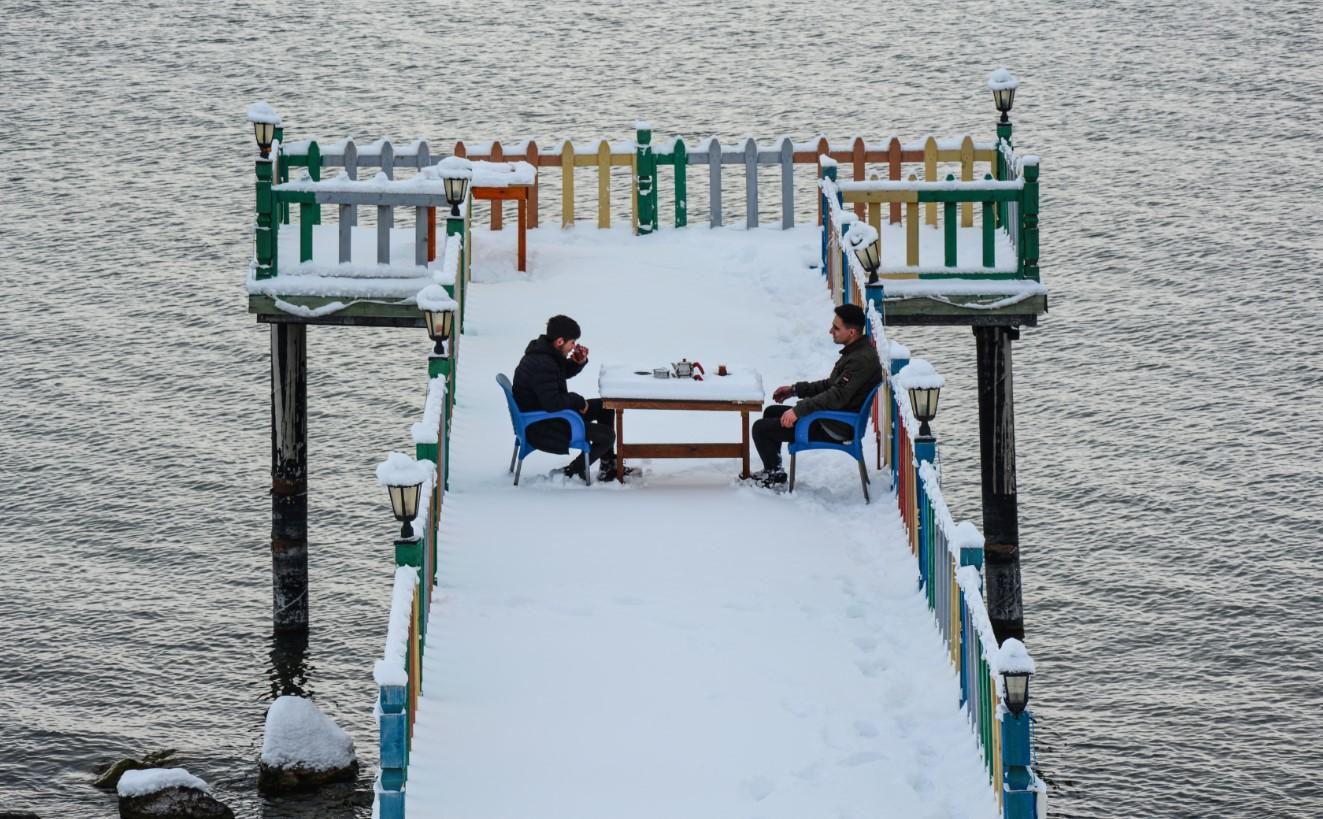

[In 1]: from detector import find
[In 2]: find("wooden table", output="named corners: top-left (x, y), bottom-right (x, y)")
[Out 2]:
top-left (600, 398), bottom-right (764, 481)
top-left (470, 183), bottom-right (531, 271)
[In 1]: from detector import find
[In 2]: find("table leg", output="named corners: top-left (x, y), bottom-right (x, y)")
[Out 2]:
top-left (740, 410), bottom-right (751, 478)
top-left (517, 195), bottom-right (527, 272)
top-left (616, 408), bottom-right (625, 482)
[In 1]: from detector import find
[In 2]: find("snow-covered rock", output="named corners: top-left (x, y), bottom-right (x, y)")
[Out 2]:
top-left (257, 696), bottom-right (358, 795)
top-left (116, 768), bottom-right (232, 819)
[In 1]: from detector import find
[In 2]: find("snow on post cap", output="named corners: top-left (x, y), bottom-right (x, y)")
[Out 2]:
top-left (634, 119), bottom-right (653, 131)
top-left (375, 452), bottom-right (433, 487)
top-left (845, 222), bottom-right (879, 251)
top-left (888, 340), bottom-right (912, 360)
top-left (894, 358), bottom-right (945, 390)
top-left (260, 695), bottom-right (357, 770)
top-left (987, 68), bottom-right (1019, 91)
top-left (246, 101), bottom-right (283, 126)
top-left (117, 768), bottom-right (209, 798)
top-left (997, 638), bottom-right (1035, 674)
top-left (952, 521), bottom-right (984, 550)
top-left (436, 156), bottom-right (474, 178)
top-left (818, 153), bottom-right (838, 167)
top-left (415, 284), bottom-right (457, 312)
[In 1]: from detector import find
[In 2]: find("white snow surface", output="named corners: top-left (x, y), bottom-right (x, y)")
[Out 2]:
top-left (375, 566), bottom-right (420, 687)
top-left (260, 696), bottom-right (357, 770)
top-left (404, 224), bottom-right (998, 819)
top-left (598, 365), bottom-right (763, 402)
top-left (894, 358), bottom-right (945, 391)
top-left (416, 284), bottom-right (457, 312)
top-left (117, 768), bottom-right (208, 797)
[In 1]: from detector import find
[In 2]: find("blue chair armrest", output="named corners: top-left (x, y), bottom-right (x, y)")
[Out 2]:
top-left (793, 410), bottom-right (860, 444)
top-left (521, 409), bottom-right (587, 439)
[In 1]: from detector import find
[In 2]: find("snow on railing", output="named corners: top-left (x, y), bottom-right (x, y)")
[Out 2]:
top-left (879, 348), bottom-right (1045, 818)
top-left (370, 319), bottom-right (458, 819)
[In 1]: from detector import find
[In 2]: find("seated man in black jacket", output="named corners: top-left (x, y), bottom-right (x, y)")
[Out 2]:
top-left (512, 314), bottom-right (621, 482)
top-left (750, 303), bottom-right (883, 488)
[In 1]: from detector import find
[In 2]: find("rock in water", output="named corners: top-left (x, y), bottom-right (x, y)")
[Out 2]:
top-left (257, 696), bottom-right (358, 795)
top-left (94, 750), bottom-right (177, 789)
top-left (116, 769), bottom-right (232, 819)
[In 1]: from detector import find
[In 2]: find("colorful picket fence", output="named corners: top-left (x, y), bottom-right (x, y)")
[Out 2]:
top-left (263, 122), bottom-right (1038, 275)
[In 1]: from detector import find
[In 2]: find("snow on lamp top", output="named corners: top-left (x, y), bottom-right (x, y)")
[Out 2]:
top-left (375, 452), bottom-right (433, 487)
top-left (415, 284), bottom-right (457, 313)
top-left (996, 637), bottom-right (1036, 675)
top-left (434, 156), bottom-right (474, 179)
top-left (246, 100), bottom-right (283, 126)
top-left (893, 358), bottom-right (945, 391)
top-left (986, 68), bottom-right (1019, 91)
top-left (845, 221), bottom-right (879, 252)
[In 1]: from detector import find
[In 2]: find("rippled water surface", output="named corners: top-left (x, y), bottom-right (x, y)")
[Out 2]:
top-left (2, 1), bottom-right (1321, 816)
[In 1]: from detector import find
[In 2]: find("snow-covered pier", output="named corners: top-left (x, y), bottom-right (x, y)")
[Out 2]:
top-left (244, 72), bottom-right (1047, 818)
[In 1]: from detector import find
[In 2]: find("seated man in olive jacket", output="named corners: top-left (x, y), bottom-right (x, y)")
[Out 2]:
top-left (512, 314), bottom-right (622, 482)
top-left (750, 303), bottom-right (883, 487)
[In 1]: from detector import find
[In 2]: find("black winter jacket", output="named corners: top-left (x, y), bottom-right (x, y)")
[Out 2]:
top-left (792, 337), bottom-right (883, 416)
top-left (512, 336), bottom-right (588, 414)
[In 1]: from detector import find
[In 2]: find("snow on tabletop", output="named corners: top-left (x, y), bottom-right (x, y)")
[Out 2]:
top-left (410, 376), bottom-right (448, 445)
top-left (893, 358), bottom-right (944, 391)
top-left (375, 452), bottom-right (434, 487)
top-left (415, 284), bottom-right (457, 312)
top-left (996, 638), bottom-right (1036, 675)
top-left (117, 768), bottom-right (208, 797)
top-left (436, 156), bottom-right (474, 178)
top-left (246, 101), bottom-right (281, 125)
top-left (375, 566), bottom-right (419, 687)
top-left (598, 365), bottom-right (764, 402)
top-left (261, 695), bottom-right (357, 770)
top-left (469, 160), bottom-right (535, 187)
top-left (987, 67), bottom-right (1020, 91)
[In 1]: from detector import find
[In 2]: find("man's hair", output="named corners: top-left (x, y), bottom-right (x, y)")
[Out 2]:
top-left (835, 303), bottom-right (866, 331)
top-left (546, 314), bottom-right (581, 341)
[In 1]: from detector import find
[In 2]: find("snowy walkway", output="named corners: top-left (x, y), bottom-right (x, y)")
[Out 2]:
top-left (405, 226), bottom-right (998, 819)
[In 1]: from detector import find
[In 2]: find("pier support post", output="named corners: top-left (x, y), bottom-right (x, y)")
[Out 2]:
top-left (1001, 710), bottom-right (1039, 818)
top-left (270, 323), bottom-right (308, 632)
top-left (974, 325), bottom-right (1024, 644)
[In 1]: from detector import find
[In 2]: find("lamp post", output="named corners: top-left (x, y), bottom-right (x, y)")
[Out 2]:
top-left (378, 453), bottom-right (432, 568)
top-left (846, 222), bottom-right (882, 286)
top-left (988, 67), bottom-right (1018, 126)
top-left (417, 284), bottom-right (457, 360)
top-left (997, 637), bottom-right (1037, 819)
top-left (248, 101), bottom-right (283, 281)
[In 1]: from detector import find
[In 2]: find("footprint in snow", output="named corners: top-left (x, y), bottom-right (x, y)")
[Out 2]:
top-left (853, 719), bottom-right (879, 738)
top-left (742, 775), bottom-right (775, 802)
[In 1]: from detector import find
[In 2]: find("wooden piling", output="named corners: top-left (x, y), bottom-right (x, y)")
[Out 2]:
top-left (974, 325), bottom-right (1024, 644)
top-left (270, 323), bottom-right (308, 632)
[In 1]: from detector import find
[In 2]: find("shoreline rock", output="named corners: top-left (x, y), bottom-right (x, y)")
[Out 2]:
top-left (117, 769), bottom-right (232, 819)
top-left (257, 696), bottom-right (358, 795)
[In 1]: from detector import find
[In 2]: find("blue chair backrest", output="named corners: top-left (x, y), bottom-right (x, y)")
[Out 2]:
top-left (495, 373), bottom-right (524, 434)
top-left (855, 383), bottom-right (882, 435)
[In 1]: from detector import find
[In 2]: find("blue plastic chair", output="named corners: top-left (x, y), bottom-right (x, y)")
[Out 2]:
top-left (788, 383), bottom-right (881, 503)
top-left (496, 373), bottom-right (592, 485)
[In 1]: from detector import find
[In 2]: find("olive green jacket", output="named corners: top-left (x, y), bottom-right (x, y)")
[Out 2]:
top-left (792, 337), bottom-right (884, 417)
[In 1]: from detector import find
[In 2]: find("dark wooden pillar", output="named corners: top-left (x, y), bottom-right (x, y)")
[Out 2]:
top-left (270, 323), bottom-right (308, 632)
top-left (974, 325), bottom-right (1024, 643)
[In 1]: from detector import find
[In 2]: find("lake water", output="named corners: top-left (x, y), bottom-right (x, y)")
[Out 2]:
top-left (2, 0), bottom-right (1320, 816)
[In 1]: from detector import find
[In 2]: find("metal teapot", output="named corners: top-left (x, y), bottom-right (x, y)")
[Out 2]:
top-left (672, 359), bottom-right (705, 380)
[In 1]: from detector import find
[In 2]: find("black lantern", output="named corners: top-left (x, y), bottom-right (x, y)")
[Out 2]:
top-left (907, 383), bottom-right (941, 438)
top-left (386, 480), bottom-right (423, 540)
top-left (253, 120), bottom-right (276, 158)
top-left (989, 69), bottom-right (1018, 124)
top-left (443, 174), bottom-right (469, 218)
top-left (424, 304), bottom-right (454, 356)
top-left (1002, 669), bottom-right (1031, 716)
top-left (853, 239), bottom-right (881, 285)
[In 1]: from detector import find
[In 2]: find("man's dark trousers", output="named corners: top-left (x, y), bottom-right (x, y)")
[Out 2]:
top-left (525, 398), bottom-right (615, 473)
top-left (751, 405), bottom-right (852, 472)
